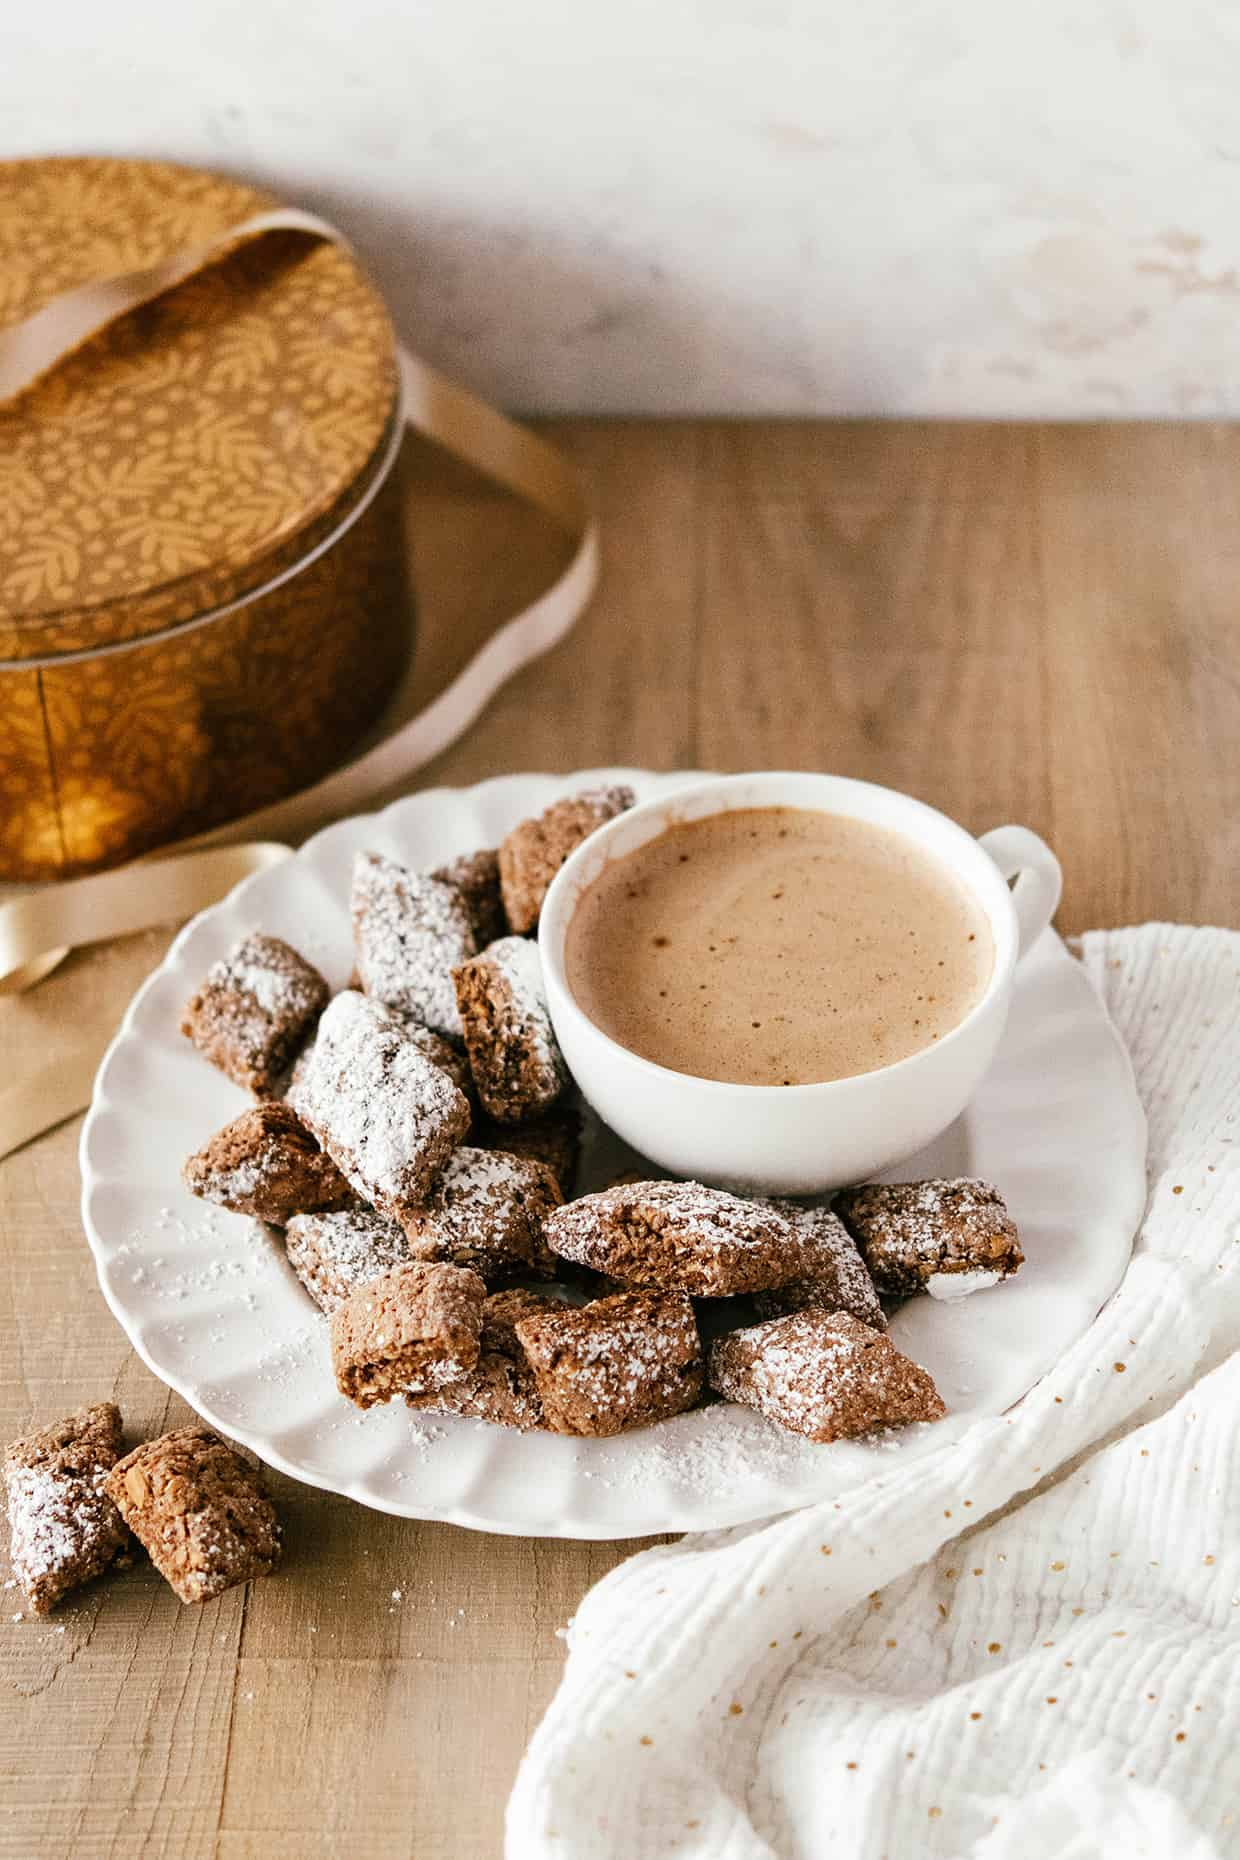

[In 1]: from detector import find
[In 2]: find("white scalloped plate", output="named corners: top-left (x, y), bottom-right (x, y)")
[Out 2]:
top-left (80, 769), bottom-right (1148, 1539)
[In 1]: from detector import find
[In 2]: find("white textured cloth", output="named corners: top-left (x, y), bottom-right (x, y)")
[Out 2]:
top-left (508, 926), bottom-right (1240, 1860)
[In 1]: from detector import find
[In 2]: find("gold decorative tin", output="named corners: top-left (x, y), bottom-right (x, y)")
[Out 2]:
top-left (0, 157), bottom-right (412, 880)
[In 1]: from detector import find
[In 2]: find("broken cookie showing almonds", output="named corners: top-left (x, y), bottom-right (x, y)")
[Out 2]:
top-left (709, 1309), bottom-right (946, 1444)
top-left (401, 1147), bottom-right (562, 1284)
top-left (180, 933), bottom-right (328, 1096)
top-left (106, 1425), bottom-right (280, 1604)
top-left (406, 1288), bottom-right (564, 1430)
top-left (351, 851), bottom-right (477, 1041)
top-left (497, 784), bottom-right (636, 934)
top-left (542, 1180), bottom-right (810, 1297)
top-left (453, 936), bottom-right (567, 1124)
top-left (291, 991), bottom-right (471, 1223)
top-left (515, 1288), bottom-right (704, 1436)
top-left (751, 1201), bottom-right (885, 1328)
top-left (330, 1262), bottom-right (487, 1407)
top-left (4, 1403), bottom-right (129, 1614)
top-left (182, 1101), bottom-right (355, 1224)
top-left (835, 1178), bottom-right (1023, 1300)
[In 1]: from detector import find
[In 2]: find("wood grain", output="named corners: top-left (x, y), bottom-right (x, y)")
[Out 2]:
top-left (2, 420), bottom-right (1236, 1860)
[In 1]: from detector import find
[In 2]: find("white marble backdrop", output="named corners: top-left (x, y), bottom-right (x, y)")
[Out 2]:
top-left (9, 1), bottom-right (1240, 414)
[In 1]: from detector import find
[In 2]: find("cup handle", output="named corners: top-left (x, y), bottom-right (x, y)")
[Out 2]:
top-left (978, 826), bottom-right (1063, 962)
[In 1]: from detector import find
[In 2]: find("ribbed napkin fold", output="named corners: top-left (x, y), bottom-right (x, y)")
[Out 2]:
top-left (507, 925), bottom-right (1240, 1860)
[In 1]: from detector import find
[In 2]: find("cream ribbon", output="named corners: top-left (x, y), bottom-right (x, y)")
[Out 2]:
top-left (0, 207), bottom-right (599, 1156)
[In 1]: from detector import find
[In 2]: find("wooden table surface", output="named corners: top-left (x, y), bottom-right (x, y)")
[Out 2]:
top-left (2, 421), bottom-right (1236, 1860)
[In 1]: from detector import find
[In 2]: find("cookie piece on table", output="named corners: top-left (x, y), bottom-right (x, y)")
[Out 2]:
top-left (351, 851), bottom-right (477, 1041)
top-left (543, 1181), bottom-right (807, 1297)
top-left (474, 1102), bottom-right (582, 1196)
top-left (330, 1263), bottom-right (486, 1407)
top-left (453, 936), bottom-right (567, 1124)
top-left (4, 1403), bottom-right (129, 1615)
top-left (835, 1179), bottom-right (1023, 1300)
top-left (432, 848), bottom-right (506, 949)
top-left (406, 1288), bottom-right (563, 1430)
top-left (182, 1101), bottom-right (355, 1224)
top-left (402, 1147), bottom-right (562, 1285)
top-left (751, 1202), bottom-right (885, 1328)
top-left (498, 785), bottom-right (636, 934)
top-left (709, 1309), bottom-right (946, 1443)
top-left (284, 1209), bottom-right (412, 1315)
top-left (515, 1288), bottom-right (703, 1437)
top-left (106, 1426), bottom-right (280, 1604)
top-left (181, 933), bottom-right (329, 1095)
top-left (292, 991), bottom-right (471, 1223)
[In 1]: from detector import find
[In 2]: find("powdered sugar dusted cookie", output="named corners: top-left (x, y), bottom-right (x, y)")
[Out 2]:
top-left (751, 1201), bottom-right (885, 1328)
top-left (292, 991), bottom-right (470, 1223)
top-left (107, 1426), bottom-right (280, 1604)
top-left (182, 1101), bottom-right (355, 1224)
top-left (515, 1288), bottom-right (704, 1436)
top-left (289, 1012), bottom-right (474, 1112)
top-left (395, 1018), bottom-right (476, 1105)
top-left (835, 1179), bottom-right (1023, 1300)
top-left (498, 785), bottom-right (636, 934)
top-left (284, 1209), bottom-right (411, 1314)
top-left (4, 1403), bottom-right (129, 1614)
top-left (543, 1180), bottom-right (808, 1297)
top-left (709, 1309), bottom-right (946, 1443)
top-left (474, 1101), bottom-right (582, 1195)
top-left (181, 933), bottom-right (328, 1095)
top-left (402, 1146), bottom-right (561, 1284)
top-left (330, 1262), bottom-right (486, 1407)
top-left (432, 847), bottom-right (506, 949)
top-left (453, 936), bottom-right (567, 1124)
top-left (351, 851), bottom-right (477, 1040)
top-left (405, 1288), bottom-right (563, 1430)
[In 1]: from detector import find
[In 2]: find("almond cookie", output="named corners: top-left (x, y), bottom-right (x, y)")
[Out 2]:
top-left (351, 851), bottom-right (477, 1040)
top-left (709, 1309), bottom-right (946, 1443)
top-left (287, 1013), bottom-right (474, 1112)
top-left (182, 1101), bottom-right (355, 1224)
top-left (474, 1101), bottom-right (582, 1196)
top-left (432, 847), bottom-right (507, 949)
top-left (292, 991), bottom-right (470, 1223)
top-left (498, 785), bottom-right (635, 934)
top-left (181, 933), bottom-right (328, 1095)
top-left (453, 936), bottom-right (567, 1123)
top-left (405, 1288), bottom-right (564, 1430)
top-left (106, 1425), bottom-right (280, 1604)
top-left (542, 1180), bottom-right (807, 1297)
top-left (515, 1288), bottom-right (704, 1436)
top-left (284, 1209), bottom-right (412, 1315)
top-left (4, 1403), bottom-right (129, 1614)
top-left (401, 1147), bottom-right (562, 1284)
top-left (330, 1262), bottom-right (486, 1406)
top-left (835, 1178), bottom-right (1023, 1300)
top-left (751, 1201), bottom-right (885, 1328)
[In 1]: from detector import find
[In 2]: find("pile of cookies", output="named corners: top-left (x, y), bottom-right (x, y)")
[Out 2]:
top-left (172, 783), bottom-right (1024, 1450)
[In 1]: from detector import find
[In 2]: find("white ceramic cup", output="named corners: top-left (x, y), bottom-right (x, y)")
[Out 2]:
top-left (538, 772), bottom-right (1062, 1194)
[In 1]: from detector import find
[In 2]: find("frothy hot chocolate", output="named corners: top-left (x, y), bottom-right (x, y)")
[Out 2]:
top-left (564, 806), bottom-right (994, 1086)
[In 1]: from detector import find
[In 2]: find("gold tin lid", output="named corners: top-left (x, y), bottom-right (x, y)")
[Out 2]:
top-left (0, 156), bottom-right (400, 662)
